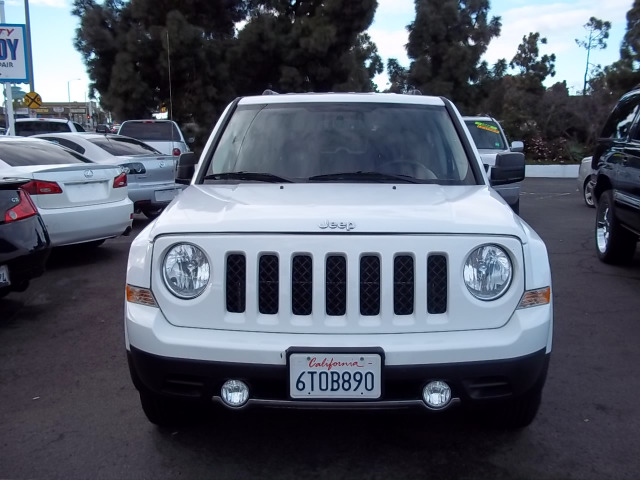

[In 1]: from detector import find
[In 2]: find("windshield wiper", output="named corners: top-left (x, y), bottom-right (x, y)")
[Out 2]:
top-left (308, 171), bottom-right (421, 184)
top-left (204, 172), bottom-right (293, 183)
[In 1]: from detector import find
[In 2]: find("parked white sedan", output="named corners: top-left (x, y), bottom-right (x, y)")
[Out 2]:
top-left (577, 156), bottom-right (595, 207)
top-left (0, 137), bottom-right (133, 247)
top-left (35, 133), bottom-right (182, 219)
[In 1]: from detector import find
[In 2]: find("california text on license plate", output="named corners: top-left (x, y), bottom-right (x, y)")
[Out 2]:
top-left (0, 264), bottom-right (10, 287)
top-left (289, 353), bottom-right (382, 399)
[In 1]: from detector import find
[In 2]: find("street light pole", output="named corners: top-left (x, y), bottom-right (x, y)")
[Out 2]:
top-left (67, 78), bottom-right (81, 103)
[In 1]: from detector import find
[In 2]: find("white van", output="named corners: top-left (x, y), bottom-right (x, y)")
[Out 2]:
top-left (14, 118), bottom-right (86, 136)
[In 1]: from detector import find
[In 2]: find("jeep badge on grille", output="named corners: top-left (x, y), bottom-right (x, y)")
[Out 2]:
top-left (319, 220), bottom-right (356, 231)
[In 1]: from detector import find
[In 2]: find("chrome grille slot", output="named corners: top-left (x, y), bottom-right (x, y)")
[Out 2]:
top-left (258, 255), bottom-right (279, 314)
top-left (226, 254), bottom-right (246, 313)
top-left (291, 255), bottom-right (313, 315)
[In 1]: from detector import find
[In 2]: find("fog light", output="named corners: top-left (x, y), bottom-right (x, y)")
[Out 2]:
top-left (221, 380), bottom-right (249, 407)
top-left (422, 381), bottom-right (452, 409)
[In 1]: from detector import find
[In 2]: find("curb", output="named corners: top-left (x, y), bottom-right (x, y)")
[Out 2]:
top-left (525, 165), bottom-right (579, 178)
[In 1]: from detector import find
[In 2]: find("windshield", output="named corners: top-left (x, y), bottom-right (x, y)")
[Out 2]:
top-left (206, 103), bottom-right (475, 184)
top-left (464, 120), bottom-right (506, 150)
top-left (89, 137), bottom-right (162, 156)
top-left (119, 121), bottom-right (181, 142)
top-left (0, 141), bottom-right (92, 166)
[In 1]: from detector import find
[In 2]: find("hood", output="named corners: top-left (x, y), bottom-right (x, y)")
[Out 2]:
top-left (148, 183), bottom-right (527, 241)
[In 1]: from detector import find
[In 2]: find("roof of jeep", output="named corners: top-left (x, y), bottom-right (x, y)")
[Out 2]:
top-left (238, 92), bottom-right (445, 106)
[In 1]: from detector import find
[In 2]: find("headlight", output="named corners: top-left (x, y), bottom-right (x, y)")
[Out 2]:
top-left (162, 243), bottom-right (210, 299)
top-left (463, 244), bottom-right (512, 301)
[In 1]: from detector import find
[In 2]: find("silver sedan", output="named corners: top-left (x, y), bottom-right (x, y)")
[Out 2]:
top-left (35, 133), bottom-right (183, 219)
top-left (577, 156), bottom-right (595, 207)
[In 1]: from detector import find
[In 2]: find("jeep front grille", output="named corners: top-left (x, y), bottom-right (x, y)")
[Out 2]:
top-left (225, 252), bottom-right (448, 317)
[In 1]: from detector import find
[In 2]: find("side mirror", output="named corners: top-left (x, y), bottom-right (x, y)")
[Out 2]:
top-left (175, 152), bottom-right (198, 185)
top-left (510, 141), bottom-right (524, 153)
top-left (187, 137), bottom-right (195, 144)
top-left (490, 152), bottom-right (525, 185)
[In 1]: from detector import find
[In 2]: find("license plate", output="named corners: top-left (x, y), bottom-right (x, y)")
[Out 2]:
top-left (154, 189), bottom-right (178, 202)
top-left (0, 264), bottom-right (10, 287)
top-left (289, 353), bottom-right (382, 399)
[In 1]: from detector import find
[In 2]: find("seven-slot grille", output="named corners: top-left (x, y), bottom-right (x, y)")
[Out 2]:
top-left (225, 253), bottom-right (448, 316)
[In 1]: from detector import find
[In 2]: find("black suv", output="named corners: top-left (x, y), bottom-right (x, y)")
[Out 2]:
top-left (592, 88), bottom-right (640, 264)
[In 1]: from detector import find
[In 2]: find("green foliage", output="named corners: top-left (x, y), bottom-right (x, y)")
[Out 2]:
top-left (405, 0), bottom-right (501, 110)
top-left (575, 17), bottom-right (611, 95)
top-left (72, 0), bottom-right (381, 126)
top-left (230, 0), bottom-right (381, 94)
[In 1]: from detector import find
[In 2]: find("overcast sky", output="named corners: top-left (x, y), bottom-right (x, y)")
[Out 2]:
top-left (1, 0), bottom-right (633, 103)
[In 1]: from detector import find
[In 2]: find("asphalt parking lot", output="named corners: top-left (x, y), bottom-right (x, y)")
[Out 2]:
top-left (1, 178), bottom-right (639, 480)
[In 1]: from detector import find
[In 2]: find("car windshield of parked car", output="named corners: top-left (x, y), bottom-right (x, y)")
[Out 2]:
top-left (89, 137), bottom-right (162, 156)
top-left (464, 120), bottom-right (506, 150)
top-left (207, 103), bottom-right (475, 184)
top-left (0, 141), bottom-right (92, 166)
top-left (119, 122), bottom-right (181, 141)
top-left (15, 121), bottom-right (74, 136)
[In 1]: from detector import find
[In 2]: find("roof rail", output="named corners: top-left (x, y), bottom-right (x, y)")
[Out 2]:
top-left (262, 89), bottom-right (279, 95)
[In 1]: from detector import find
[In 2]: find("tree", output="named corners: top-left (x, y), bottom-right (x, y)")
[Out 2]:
top-left (575, 17), bottom-right (611, 95)
top-left (385, 58), bottom-right (410, 93)
top-left (230, 0), bottom-right (381, 95)
top-left (510, 32), bottom-right (556, 84)
top-left (405, 0), bottom-right (501, 110)
top-left (73, 0), bottom-right (247, 123)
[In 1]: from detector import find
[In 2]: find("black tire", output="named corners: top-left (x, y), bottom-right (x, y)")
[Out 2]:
top-left (583, 176), bottom-right (595, 208)
top-left (142, 207), bottom-right (163, 220)
top-left (139, 390), bottom-right (194, 427)
top-left (595, 190), bottom-right (637, 264)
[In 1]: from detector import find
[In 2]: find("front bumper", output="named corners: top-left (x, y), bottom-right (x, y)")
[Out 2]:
top-left (126, 301), bottom-right (552, 409)
top-left (128, 346), bottom-right (550, 409)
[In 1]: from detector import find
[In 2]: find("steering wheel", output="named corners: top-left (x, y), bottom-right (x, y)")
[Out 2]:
top-left (377, 160), bottom-right (437, 180)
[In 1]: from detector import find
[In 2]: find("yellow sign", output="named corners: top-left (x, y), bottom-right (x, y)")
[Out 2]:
top-left (24, 91), bottom-right (42, 109)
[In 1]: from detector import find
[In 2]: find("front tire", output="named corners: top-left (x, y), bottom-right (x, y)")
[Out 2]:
top-left (595, 190), bottom-right (637, 264)
top-left (583, 177), bottom-right (595, 207)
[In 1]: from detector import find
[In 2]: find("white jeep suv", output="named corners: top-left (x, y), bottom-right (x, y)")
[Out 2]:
top-left (125, 93), bottom-right (553, 429)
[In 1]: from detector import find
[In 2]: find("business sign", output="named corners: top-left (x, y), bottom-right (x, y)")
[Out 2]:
top-left (0, 24), bottom-right (28, 83)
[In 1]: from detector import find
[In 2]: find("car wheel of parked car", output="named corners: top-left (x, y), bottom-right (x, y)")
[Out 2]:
top-left (583, 177), bottom-right (595, 208)
top-left (595, 190), bottom-right (637, 264)
top-left (142, 207), bottom-right (163, 220)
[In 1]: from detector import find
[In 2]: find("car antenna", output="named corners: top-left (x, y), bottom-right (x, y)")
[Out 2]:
top-left (166, 30), bottom-right (175, 146)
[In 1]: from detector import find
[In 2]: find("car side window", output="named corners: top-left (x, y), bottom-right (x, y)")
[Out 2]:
top-left (41, 137), bottom-right (86, 154)
top-left (602, 97), bottom-right (640, 139)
